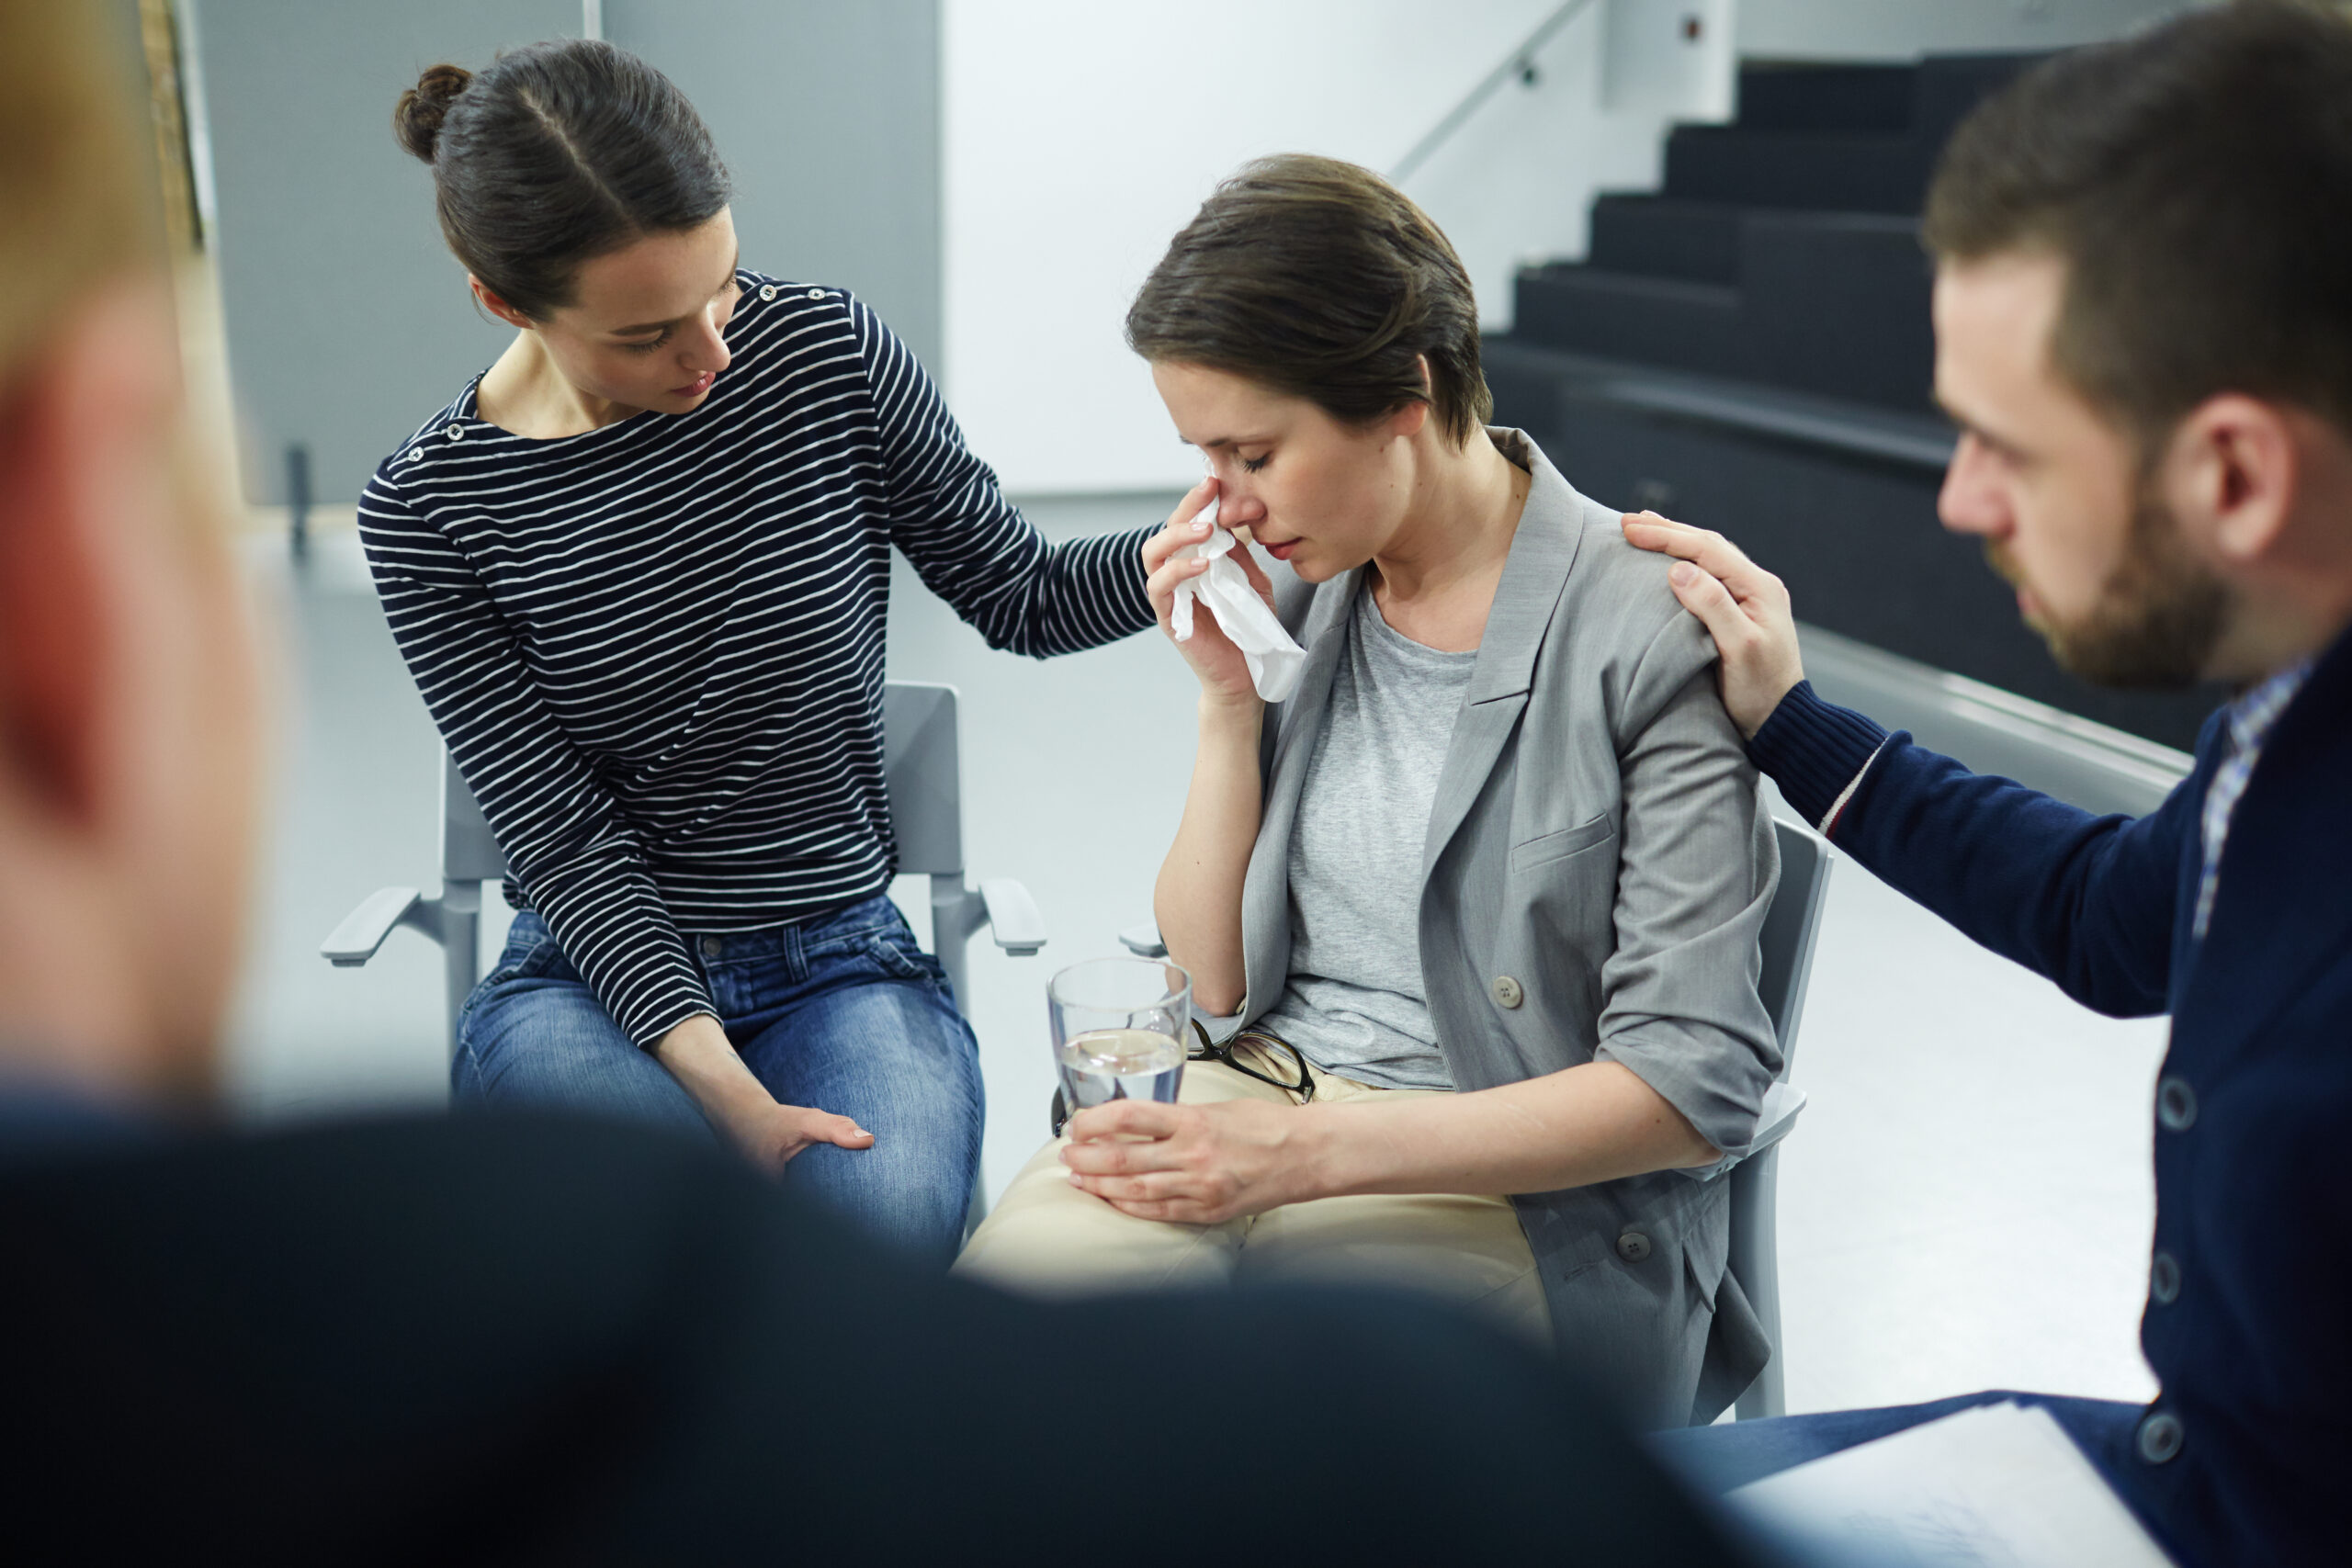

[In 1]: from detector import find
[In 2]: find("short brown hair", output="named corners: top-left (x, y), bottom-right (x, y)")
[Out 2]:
top-left (1923, 0), bottom-right (2352, 447)
top-left (1125, 154), bottom-right (1493, 447)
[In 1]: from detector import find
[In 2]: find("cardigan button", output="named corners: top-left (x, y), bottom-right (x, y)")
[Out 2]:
top-left (2156, 1077), bottom-right (2198, 1132)
top-left (2150, 1249), bottom-right (2180, 1305)
top-left (1491, 975), bottom-right (1524, 1009)
top-left (2135, 1412), bottom-right (2184, 1465)
top-left (1615, 1231), bottom-right (1651, 1263)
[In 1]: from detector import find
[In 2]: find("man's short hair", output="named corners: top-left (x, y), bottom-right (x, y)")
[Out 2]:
top-left (1924, 0), bottom-right (2352, 448)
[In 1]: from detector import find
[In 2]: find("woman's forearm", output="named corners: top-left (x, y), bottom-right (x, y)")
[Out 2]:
top-left (1299, 1061), bottom-right (1720, 1200)
top-left (1153, 694), bottom-right (1265, 1015)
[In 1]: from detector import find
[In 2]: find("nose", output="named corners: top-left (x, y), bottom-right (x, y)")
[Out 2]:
top-left (1937, 433), bottom-right (2009, 541)
top-left (1205, 460), bottom-right (1267, 526)
top-left (682, 308), bottom-right (732, 377)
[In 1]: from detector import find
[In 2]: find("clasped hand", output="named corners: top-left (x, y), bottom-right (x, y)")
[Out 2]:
top-left (1060, 1097), bottom-right (1314, 1225)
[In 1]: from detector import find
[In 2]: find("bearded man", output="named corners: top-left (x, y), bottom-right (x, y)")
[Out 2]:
top-left (1625, 4), bottom-right (2352, 1565)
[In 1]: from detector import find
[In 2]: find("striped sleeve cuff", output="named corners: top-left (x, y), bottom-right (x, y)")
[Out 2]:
top-left (1745, 681), bottom-right (1890, 832)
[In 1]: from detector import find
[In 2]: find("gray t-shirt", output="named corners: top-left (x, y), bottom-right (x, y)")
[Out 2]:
top-left (1256, 587), bottom-right (1476, 1090)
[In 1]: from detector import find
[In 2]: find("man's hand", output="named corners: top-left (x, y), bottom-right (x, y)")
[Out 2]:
top-left (1060, 1098), bottom-right (1317, 1225)
top-left (1621, 511), bottom-right (1806, 739)
top-left (655, 1013), bottom-right (873, 1175)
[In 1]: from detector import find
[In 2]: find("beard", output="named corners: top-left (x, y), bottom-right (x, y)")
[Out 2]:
top-left (1985, 479), bottom-right (2230, 690)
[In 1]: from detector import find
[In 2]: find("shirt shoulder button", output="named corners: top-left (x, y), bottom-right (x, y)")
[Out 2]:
top-left (807, 288), bottom-right (826, 300)
top-left (758, 285), bottom-right (777, 302)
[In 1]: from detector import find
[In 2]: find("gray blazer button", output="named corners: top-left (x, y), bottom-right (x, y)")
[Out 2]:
top-left (698, 935), bottom-right (722, 960)
top-left (2150, 1248), bottom-right (2180, 1304)
top-left (1615, 1231), bottom-right (1651, 1262)
top-left (2135, 1412), bottom-right (2184, 1464)
top-left (2156, 1077), bottom-right (2198, 1132)
top-left (1491, 975), bottom-right (1524, 1009)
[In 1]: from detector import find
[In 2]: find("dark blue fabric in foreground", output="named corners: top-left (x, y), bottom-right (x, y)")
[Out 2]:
top-left (1743, 625), bottom-right (2352, 1568)
top-left (0, 1111), bottom-right (1758, 1565)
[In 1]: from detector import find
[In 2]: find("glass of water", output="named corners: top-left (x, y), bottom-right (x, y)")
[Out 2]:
top-left (1048, 957), bottom-right (1191, 1120)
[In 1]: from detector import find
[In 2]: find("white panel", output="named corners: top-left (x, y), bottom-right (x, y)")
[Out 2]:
top-left (942, 0), bottom-right (1732, 494)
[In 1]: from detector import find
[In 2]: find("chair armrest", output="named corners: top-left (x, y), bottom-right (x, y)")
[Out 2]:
top-left (1679, 1081), bottom-right (1807, 1183)
top-left (1118, 921), bottom-right (1168, 959)
top-left (1749, 1079), bottom-right (1808, 1155)
top-left (321, 886), bottom-right (422, 967)
top-left (978, 878), bottom-right (1047, 955)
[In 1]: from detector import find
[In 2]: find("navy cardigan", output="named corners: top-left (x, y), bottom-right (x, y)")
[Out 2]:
top-left (1747, 624), bottom-right (2352, 1568)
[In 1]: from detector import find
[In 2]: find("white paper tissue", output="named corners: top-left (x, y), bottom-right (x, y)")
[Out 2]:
top-left (1170, 502), bottom-right (1306, 703)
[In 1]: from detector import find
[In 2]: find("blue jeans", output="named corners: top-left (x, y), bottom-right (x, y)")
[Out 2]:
top-left (454, 895), bottom-right (983, 1266)
top-left (1649, 1390), bottom-right (2171, 1561)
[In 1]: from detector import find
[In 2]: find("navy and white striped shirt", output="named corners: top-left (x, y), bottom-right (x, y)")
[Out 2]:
top-left (359, 276), bottom-right (1156, 1050)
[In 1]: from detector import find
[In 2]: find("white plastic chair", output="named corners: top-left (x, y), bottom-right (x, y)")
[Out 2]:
top-left (1116, 814), bottom-right (1832, 1422)
top-left (319, 681), bottom-right (1048, 1054)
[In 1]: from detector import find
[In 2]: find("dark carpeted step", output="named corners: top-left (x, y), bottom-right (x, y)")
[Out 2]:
top-left (1736, 61), bottom-right (1917, 132)
top-left (1912, 51), bottom-right (2046, 151)
top-left (1740, 212), bottom-right (1936, 410)
top-left (1664, 124), bottom-right (1930, 213)
top-left (1587, 195), bottom-right (1746, 285)
top-left (1512, 265), bottom-right (1748, 381)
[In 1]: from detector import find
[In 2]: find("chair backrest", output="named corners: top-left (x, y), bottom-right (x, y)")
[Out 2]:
top-left (435, 680), bottom-right (966, 885)
top-left (882, 682), bottom-right (964, 877)
top-left (1758, 817), bottom-right (1833, 1073)
top-left (441, 752), bottom-right (505, 883)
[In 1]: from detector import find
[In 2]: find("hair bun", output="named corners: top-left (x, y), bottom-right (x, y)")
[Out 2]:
top-left (394, 62), bottom-right (473, 164)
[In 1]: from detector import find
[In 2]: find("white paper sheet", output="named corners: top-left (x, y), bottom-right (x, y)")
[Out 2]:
top-left (1170, 501), bottom-right (1306, 703)
top-left (1726, 1402), bottom-right (2174, 1568)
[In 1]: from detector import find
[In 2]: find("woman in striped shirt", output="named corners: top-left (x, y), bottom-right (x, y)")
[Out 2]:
top-left (360, 39), bottom-right (1154, 1263)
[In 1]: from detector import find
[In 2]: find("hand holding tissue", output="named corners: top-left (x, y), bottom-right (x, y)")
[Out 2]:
top-left (1170, 502), bottom-right (1307, 703)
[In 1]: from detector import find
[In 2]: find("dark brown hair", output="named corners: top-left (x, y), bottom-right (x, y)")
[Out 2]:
top-left (1125, 154), bottom-right (1492, 447)
top-left (1923, 0), bottom-right (2352, 447)
top-left (394, 39), bottom-right (729, 321)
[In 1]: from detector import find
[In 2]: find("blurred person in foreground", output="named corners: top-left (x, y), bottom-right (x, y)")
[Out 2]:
top-left (1626, 4), bottom-right (2352, 1563)
top-left (0, 6), bottom-right (1766, 1563)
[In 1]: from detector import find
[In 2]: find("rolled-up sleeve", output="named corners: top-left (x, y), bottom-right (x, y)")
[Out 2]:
top-left (1592, 615), bottom-right (1783, 1157)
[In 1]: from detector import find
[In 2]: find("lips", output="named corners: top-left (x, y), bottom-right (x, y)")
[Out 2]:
top-left (673, 370), bottom-right (717, 398)
top-left (1260, 536), bottom-right (1300, 561)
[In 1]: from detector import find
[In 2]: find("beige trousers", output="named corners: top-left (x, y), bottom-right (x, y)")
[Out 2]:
top-left (955, 1042), bottom-right (1552, 1346)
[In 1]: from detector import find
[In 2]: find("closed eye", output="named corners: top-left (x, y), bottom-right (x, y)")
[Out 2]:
top-left (1240, 452), bottom-right (1270, 473)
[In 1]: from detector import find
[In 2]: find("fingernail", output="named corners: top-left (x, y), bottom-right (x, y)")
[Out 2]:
top-left (1193, 519), bottom-right (1211, 533)
top-left (1670, 561), bottom-right (1696, 585)
top-left (1067, 1171), bottom-right (1083, 1187)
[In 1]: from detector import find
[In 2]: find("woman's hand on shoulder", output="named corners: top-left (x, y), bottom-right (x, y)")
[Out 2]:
top-left (1142, 477), bottom-right (1270, 714)
top-left (1060, 1098), bottom-right (1317, 1224)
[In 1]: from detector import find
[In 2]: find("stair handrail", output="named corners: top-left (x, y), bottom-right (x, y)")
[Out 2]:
top-left (1389, 0), bottom-right (1601, 186)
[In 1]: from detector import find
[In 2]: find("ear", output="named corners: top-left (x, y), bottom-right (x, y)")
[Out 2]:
top-left (2163, 394), bottom-right (2298, 567)
top-left (469, 275), bottom-right (534, 331)
top-left (0, 285), bottom-right (176, 829)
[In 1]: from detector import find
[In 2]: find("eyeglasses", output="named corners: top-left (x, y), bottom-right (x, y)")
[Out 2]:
top-left (1187, 1020), bottom-right (1316, 1103)
top-left (1049, 1020), bottom-right (1316, 1138)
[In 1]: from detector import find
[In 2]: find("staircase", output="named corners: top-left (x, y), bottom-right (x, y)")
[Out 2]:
top-left (1487, 56), bottom-right (2224, 751)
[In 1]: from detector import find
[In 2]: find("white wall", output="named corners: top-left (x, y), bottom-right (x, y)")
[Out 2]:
top-left (1736, 0), bottom-right (2192, 61)
top-left (941, 0), bottom-right (1734, 495)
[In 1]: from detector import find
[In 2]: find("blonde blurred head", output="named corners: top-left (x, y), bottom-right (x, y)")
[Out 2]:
top-left (0, 3), bottom-right (261, 1105)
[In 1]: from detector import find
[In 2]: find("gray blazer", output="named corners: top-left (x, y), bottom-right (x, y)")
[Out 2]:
top-left (1239, 430), bottom-right (1781, 1427)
